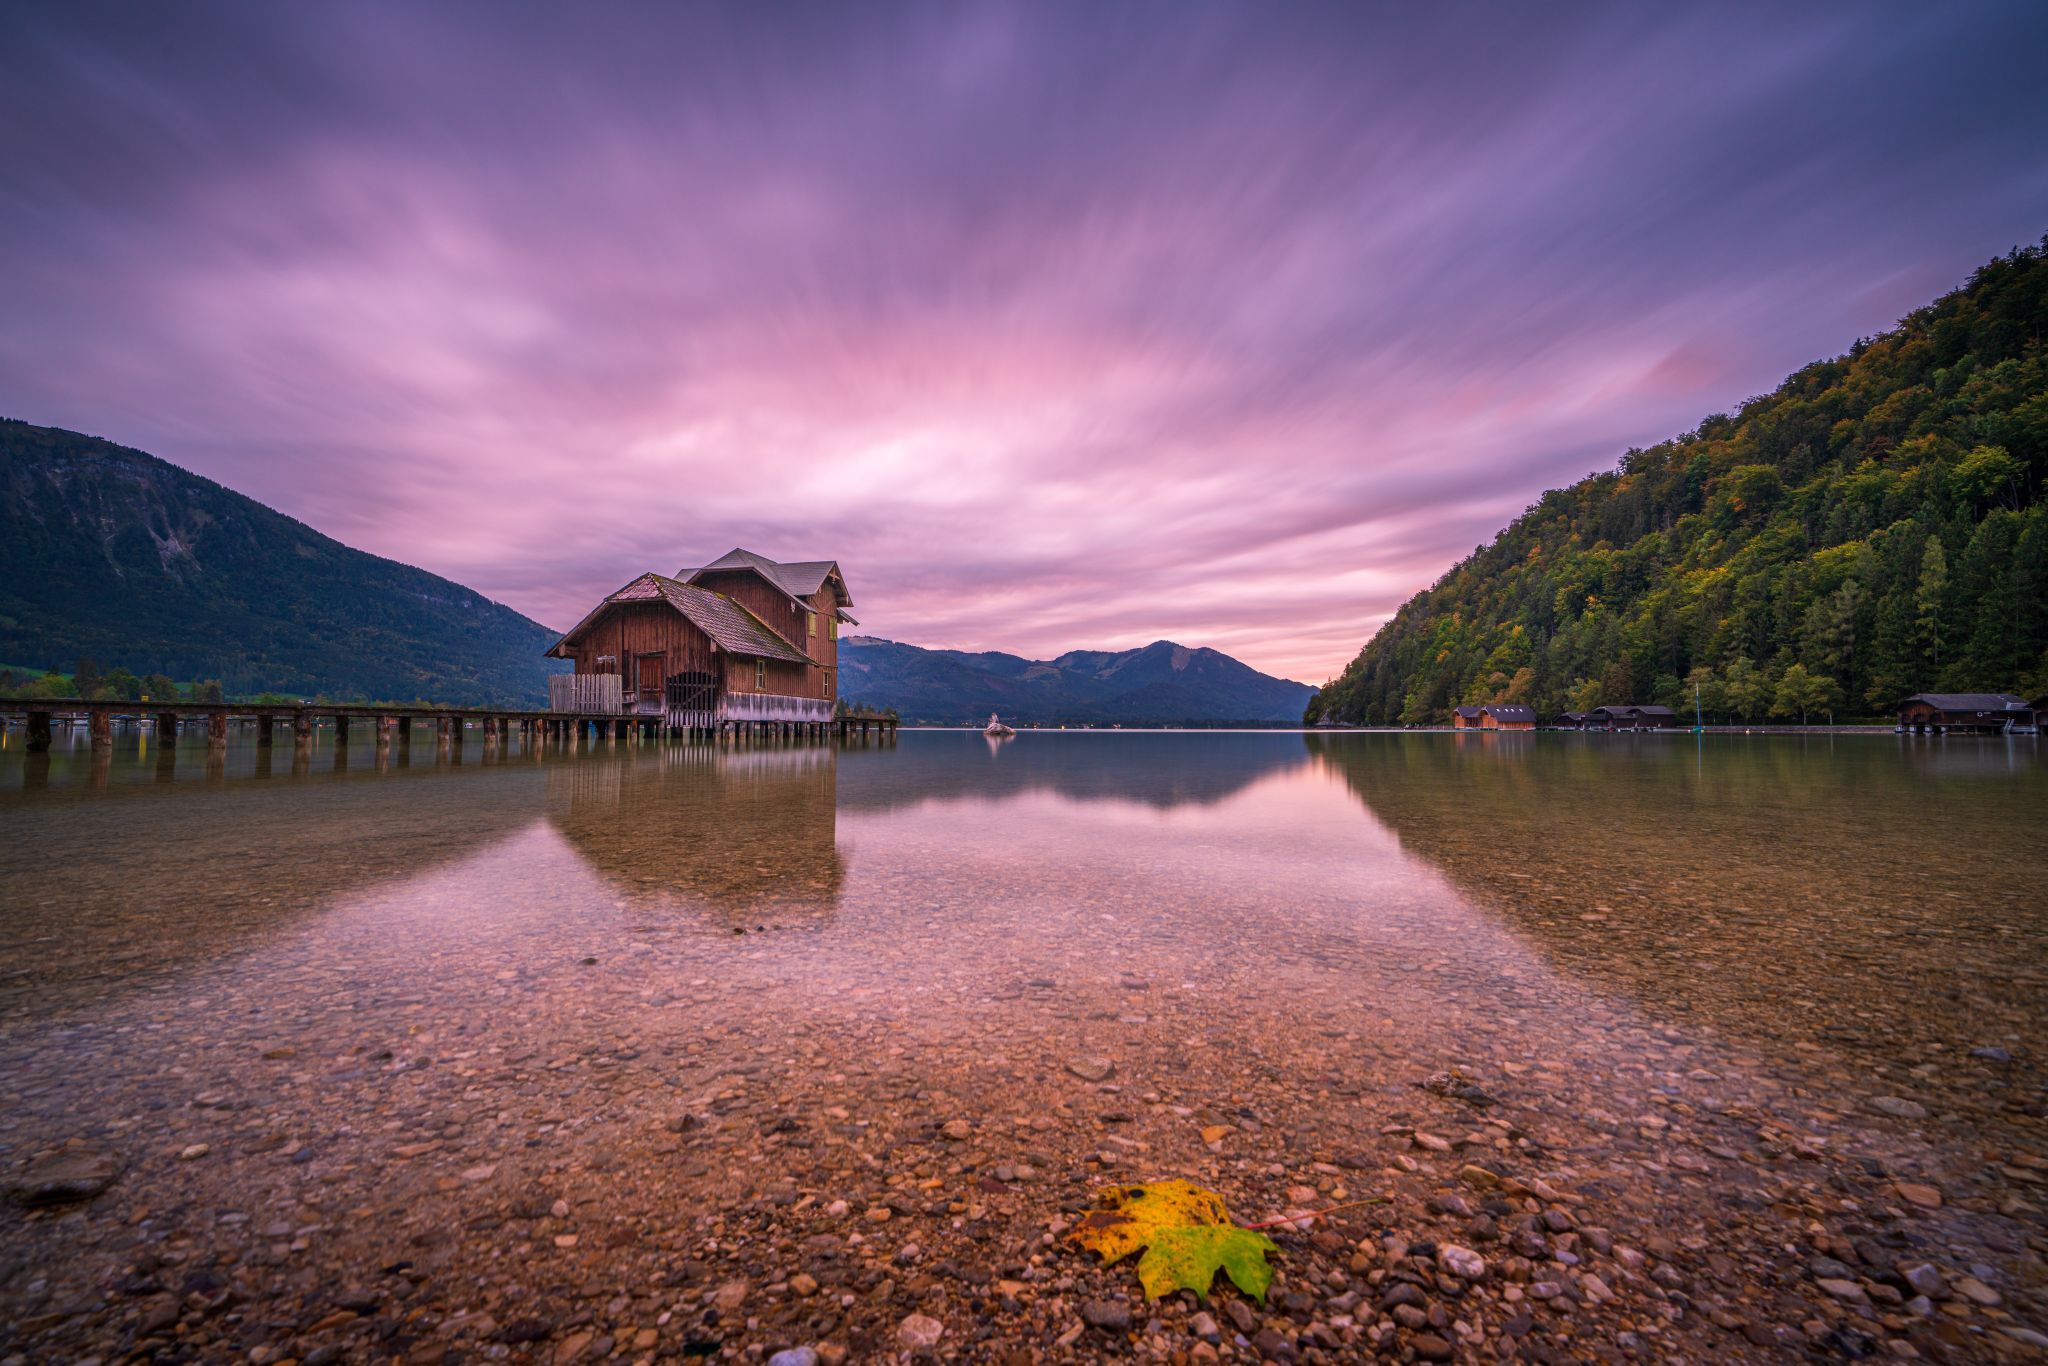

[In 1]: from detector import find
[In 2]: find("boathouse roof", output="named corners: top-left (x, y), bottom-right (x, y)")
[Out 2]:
top-left (546, 573), bottom-right (815, 665)
top-left (1479, 704), bottom-right (1536, 722)
top-left (1452, 705), bottom-right (1484, 720)
top-left (683, 548), bottom-right (854, 609)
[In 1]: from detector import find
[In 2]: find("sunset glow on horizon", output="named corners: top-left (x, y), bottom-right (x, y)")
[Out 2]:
top-left (5, 4), bottom-right (2045, 681)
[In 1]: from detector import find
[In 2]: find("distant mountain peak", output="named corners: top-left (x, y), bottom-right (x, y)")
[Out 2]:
top-left (840, 636), bottom-right (1311, 724)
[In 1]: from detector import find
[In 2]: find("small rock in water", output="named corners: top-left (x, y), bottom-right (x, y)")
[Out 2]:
top-left (1066, 1058), bottom-right (1115, 1082)
top-left (1437, 1244), bottom-right (1486, 1280)
top-left (1971, 1046), bottom-right (2013, 1064)
top-left (897, 1313), bottom-right (945, 1349)
top-left (1867, 1096), bottom-right (1927, 1121)
top-left (1900, 1264), bottom-right (1946, 1299)
top-left (10, 1147), bottom-right (124, 1206)
top-left (1953, 1276), bottom-right (2002, 1307)
top-left (940, 1119), bottom-right (973, 1140)
top-left (767, 1350), bottom-right (818, 1366)
top-left (1080, 1300), bottom-right (1133, 1332)
top-left (1893, 1181), bottom-right (1943, 1210)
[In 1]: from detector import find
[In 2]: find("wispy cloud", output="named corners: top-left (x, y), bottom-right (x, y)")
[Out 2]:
top-left (3, 3), bottom-right (2044, 679)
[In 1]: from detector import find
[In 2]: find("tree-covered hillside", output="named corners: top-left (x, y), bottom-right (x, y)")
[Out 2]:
top-left (1308, 240), bottom-right (2048, 725)
top-left (0, 421), bottom-right (564, 705)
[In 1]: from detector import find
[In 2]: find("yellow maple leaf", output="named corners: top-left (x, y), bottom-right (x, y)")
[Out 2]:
top-left (1067, 1179), bottom-right (1277, 1302)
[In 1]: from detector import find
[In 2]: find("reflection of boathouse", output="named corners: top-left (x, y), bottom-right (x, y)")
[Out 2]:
top-left (547, 745), bottom-right (845, 920)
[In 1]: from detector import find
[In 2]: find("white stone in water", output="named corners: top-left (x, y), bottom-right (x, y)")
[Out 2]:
top-left (898, 1313), bottom-right (945, 1349)
top-left (1437, 1244), bottom-right (1486, 1280)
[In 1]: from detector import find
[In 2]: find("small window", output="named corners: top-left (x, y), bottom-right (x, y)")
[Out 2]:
top-left (807, 610), bottom-right (817, 638)
top-left (824, 670), bottom-right (832, 697)
top-left (755, 659), bottom-right (766, 689)
top-left (827, 615), bottom-right (837, 640)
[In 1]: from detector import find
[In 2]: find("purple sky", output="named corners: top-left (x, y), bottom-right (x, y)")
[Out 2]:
top-left (4, 5), bottom-right (2046, 681)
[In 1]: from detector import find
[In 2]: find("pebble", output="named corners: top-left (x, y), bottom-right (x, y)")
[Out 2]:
top-left (1893, 1182), bottom-right (1943, 1209)
top-left (896, 1313), bottom-right (945, 1349)
top-left (1867, 1096), bottom-right (1928, 1120)
top-left (1900, 1264), bottom-right (1945, 1299)
top-left (1065, 1058), bottom-right (1115, 1082)
top-left (1952, 1277), bottom-right (2002, 1308)
top-left (767, 1350), bottom-right (819, 1366)
top-left (9, 1148), bottom-right (123, 1206)
top-left (1080, 1300), bottom-right (1132, 1332)
top-left (1437, 1244), bottom-right (1486, 1280)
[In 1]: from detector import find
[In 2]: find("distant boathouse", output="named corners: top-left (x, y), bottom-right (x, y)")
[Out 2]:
top-left (1895, 693), bottom-right (2034, 735)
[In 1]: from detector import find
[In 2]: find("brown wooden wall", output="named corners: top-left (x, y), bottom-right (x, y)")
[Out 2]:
top-left (693, 571), bottom-right (809, 648)
top-left (567, 602), bottom-right (719, 703)
top-left (690, 569), bottom-right (840, 701)
top-left (722, 654), bottom-right (813, 696)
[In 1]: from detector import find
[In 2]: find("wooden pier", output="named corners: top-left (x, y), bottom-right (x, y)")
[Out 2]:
top-left (0, 697), bottom-right (898, 754)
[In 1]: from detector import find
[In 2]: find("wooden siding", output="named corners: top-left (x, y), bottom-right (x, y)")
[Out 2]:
top-left (693, 570), bottom-right (809, 648)
top-left (566, 601), bottom-right (721, 706)
top-left (688, 569), bottom-right (840, 702)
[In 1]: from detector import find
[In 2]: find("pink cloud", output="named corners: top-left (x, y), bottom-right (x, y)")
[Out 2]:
top-left (2, 5), bottom-right (2045, 681)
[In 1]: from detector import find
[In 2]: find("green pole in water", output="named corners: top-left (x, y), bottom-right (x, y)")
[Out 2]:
top-left (1694, 681), bottom-right (1704, 734)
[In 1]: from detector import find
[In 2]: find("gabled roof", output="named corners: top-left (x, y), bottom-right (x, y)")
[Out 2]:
top-left (547, 573), bottom-right (814, 665)
top-left (1480, 704), bottom-right (1536, 722)
top-left (1899, 693), bottom-right (2029, 712)
top-left (1452, 705), bottom-right (1484, 719)
top-left (682, 548), bottom-right (853, 607)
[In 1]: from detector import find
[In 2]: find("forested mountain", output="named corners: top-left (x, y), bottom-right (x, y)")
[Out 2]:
top-left (0, 420), bottom-right (563, 704)
top-left (1308, 240), bottom-right (2048, 726)
top-left (840, 637), bottom-right (1313, 724)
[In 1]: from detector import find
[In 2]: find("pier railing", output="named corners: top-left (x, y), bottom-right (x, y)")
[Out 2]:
top-left (548, 674), bottom-right (622, 714)
top-left (718, 691), bottom-right (834, 725)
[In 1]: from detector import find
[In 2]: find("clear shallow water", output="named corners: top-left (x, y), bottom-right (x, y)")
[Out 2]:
top-left (0, 729), bottom-right (2043, 1360)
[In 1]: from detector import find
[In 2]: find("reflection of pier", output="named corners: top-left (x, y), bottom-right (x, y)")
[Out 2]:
top-left (548, 744), bottom-right (846, 920)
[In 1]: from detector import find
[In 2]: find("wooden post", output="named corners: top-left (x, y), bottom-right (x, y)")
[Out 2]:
top-left (334, 713), bottom-right (350, 745)
top-left (258, 715), bottom-right (275, 747)
top-left (398, 716), bottom-right (413, 743)
top-left (26, 710), bottom-right (52, 753)
top-left (90, 709), bottom-right (113, 750)
top-left (376, 715), bottom-right (395, 752)
top-left (156, 711), bottom-right (178, 741)
top-left (208, 711), bottom-right (229, 749)
top-left (294, 711), bottom-right (314, 746)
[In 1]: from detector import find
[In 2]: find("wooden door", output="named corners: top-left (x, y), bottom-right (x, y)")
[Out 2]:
top-left (638, 654), bottom-right (664, 700)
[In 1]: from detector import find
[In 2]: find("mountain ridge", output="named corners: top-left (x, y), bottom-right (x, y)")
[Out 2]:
top-left (0, 419), bottom-right (563, 704)
top-left (840, 635), bottom-right (1313, 724)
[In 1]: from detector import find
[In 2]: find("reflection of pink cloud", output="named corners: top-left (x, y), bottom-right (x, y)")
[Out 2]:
top-left (2, 6), bottom-right (2044, 681)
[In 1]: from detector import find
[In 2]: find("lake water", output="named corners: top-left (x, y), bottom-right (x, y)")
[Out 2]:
top-left (1, 728), bottom-right (2043, 1362)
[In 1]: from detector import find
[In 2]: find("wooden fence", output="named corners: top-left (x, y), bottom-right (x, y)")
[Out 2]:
top-left (549, 673), bottom-right (622, 714)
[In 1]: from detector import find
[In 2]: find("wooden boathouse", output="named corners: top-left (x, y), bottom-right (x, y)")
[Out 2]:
top-left (1895, 692), bottom-right (2033, 735)
top-left (546, 549), bottom-right (864, 739)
